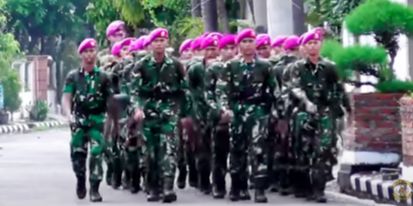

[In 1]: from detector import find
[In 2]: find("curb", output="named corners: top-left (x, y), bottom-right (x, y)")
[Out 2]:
top-left (0, 120), bottom-right (67, 135)
top-left (350, 173), bottom-right (413, 205)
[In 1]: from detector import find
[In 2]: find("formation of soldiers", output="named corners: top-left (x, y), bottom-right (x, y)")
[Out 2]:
top-left (62, 20), bottom-right (351, 203)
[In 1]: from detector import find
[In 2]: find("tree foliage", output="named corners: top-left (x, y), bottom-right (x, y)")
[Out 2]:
top-left (0, 0), bottom-right (21, 113)
top-left (345, 0), bottom-right (413, 72)
top-left (321, 39), bottom-right (413, 93)
top-left (305, 0), bottom-right (363, 38)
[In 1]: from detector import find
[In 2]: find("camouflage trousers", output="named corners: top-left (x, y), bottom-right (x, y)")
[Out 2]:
top-left (292, 110), bottom-right (337, 195)
top-left (142, 114), bottom-right (178, 191)
top-left (269, 117), bottom-right (292, 191)
top-left (230, 105), bottom-right (270, 191)
top-left (212, 122), bottom-right (230, 192)
top-left (70, 114), bottom-right (106, 183)
top-left (177, 117), bottom-right (198, 187)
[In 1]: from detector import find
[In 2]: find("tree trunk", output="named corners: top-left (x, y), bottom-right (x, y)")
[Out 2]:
top-left (191, 0), bottom-right (202, 17)
top-left (201, 0), bottom-right (219, 32)
top-left (217, 0), bottom-right (230, 32)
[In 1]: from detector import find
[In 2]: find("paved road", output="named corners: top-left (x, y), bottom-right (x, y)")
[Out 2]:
top-left (0, 128), bottom-right (380, 206)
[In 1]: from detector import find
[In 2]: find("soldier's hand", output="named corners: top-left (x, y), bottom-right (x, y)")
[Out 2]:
top-left (220, 108), bottom-right (233, 123)
top-left (305, 101), bottom-right (317, 113)
top-left (133, 109), bottom-right (145, 122)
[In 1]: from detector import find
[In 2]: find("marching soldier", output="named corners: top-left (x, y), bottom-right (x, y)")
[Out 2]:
top-left (269, 35), bottom-right (302, 195)
top-left (176, 38), bottom-right (197, 190)
top-left (256, 34), bottom-right (272, 59)
top-left (98, 20), bottom-right (128, 69)
top-left (219, 34), bottom-right (237, 62)
top-left (62, 38), bottom-right (113, 202)
top-left (288, 31), bottom-right (347, 202)
top-left (130, 28), bottom-right (186, 202)
top-left (220, 28), bottom-right (278, 202)
top-left (187, 36), bottom-right (221, 196)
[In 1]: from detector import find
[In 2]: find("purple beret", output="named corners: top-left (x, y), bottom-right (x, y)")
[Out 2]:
top-left (179, 39), bottom-right (193, 54)
top-left (312, 27), bottom-right (325, 38)
top-left (201, 32), bottom-right (210, 38)
top-left (207, 32), bottom-right (224, 40)
top-left (272, 36), bottom-right (288, 48)
top-left (219, 34), bottom-right (236, 49)
top-left (201, 36), bottom-right (219, 50)
top-left (111, 37), bottom-right (134, 57)
top-left (191, 36), bottom-right (203, 51)
top-left (129, 36), bottom-right (145, 52)
top-left (148, 28), bottom-right (169, 45)
top-left (256, 34), bottom-right (271, 48)
top-left (106, 20), bottom-right (125, 37)
top-left (301, 31), bottom-right (322, 45)
top-left (283, 35), bottom-right (300, 51)
top-left (236, 28), bottom-right (256, 44)
top-left (140, 35), bottom-right (150, 48)
top-left (78, 38), bottom-right (97, 54)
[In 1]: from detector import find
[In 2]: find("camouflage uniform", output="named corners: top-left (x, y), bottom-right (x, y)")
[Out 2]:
top-left (187, 60), bottom-right (223, 194)
top-left (130, 53), bottom-right (186, 200)
top-left (220, 57), bottom-right (278, 201)
top-left (268, 54), bottom-right (300, 194)
top-left (288, 58), bottom-right (345, 201)
top-left (176, 57), bottom-right (202, 189)
top-left (63, 66), bottom-right (112, 191)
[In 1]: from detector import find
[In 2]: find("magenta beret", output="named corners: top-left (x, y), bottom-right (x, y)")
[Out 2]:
top-left (106, 20), bottom-right (125, 37)
top-left (78, 38), bottom-right (97, 54)
top-left (256, 34), bottom-right (271, 48)
top-left (148, 28), bottom-right (169, 45)
top-left (191, 36), bottom-right (203, 51)
top-left (283, 35), bottom-right (300, 51)
top-left (207, 32), bottom-right (224, 40)
top-left (129, 36), bottom-right (145, 52)
top-left (236, 28), bottom-right (256, 44)
top-left (111, 37), bottom-right (133, 57)
top-left (272, 36), bottom-right (288, 48)
top-left (301, 31), bottom-right (322, 45)
top-left (179, 39), bottom-right (193, 54)
top-left (200, 36), bottom-right (219, 50)
top-left (219, 34), bottom-right (236, 49)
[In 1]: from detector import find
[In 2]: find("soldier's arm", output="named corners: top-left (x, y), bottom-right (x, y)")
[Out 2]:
top-left (289, 61), bottom-right (312, 104)
top-left (62, 71), bottom-right (75, 117)
top-left (216, 62), bottom-right (231, 110)
top-left (130, 60), bottom-right (145, 110)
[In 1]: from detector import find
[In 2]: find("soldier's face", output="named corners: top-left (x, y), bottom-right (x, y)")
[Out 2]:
top-left (151, 38), bottom-right (168, 53)
top-left (181, 51), bottom-right (192, 60)
top-left (257, 45), bottom-right (271, 59)
top-left (221, 45), bottom-right (237, 60)
top-left (304, 40), bottom-right (321, 57)
top-left (120, 46), bottom-right (130, 58)
top-left (239, 38), bottom-right (256, 56)
top-left (81, 48), bottom-right (97, 65)
top-left (204, 46), bottom-right (219, 60)
top-left (272, 47), bottom-right (283, 56)
top-left (108, 29), bottom-right (127, 43)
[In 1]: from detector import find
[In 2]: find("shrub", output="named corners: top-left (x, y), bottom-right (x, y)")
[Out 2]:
top-left (29, 100), bottom-right (48, 121)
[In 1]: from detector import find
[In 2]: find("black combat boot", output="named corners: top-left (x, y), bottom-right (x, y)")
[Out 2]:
top-left (229, 174), bottom-right (240, 201)
top-left (254, 189), bottom-right (268, 203)
top-left (212, 186), bottom-right (226, 199)
top-left (130, 170), bottom-right (141, 194)
top-left (177, 167), bottom-right (187, 189)
top-left (89, 181), bottom-right (102, 202)
top-left (147, 189), bottom-right (160, 202)
top-left (239, 189), bottom-right (251, 200)
top-left (76, 176), bottom-right (86, 199)
top-left (163, 178), bottom-right (177, 203)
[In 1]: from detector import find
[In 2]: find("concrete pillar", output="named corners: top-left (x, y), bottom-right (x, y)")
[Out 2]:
top-left (267, 0), bottom-right (294, 37)
top-left (252, 0), bottom-right (268, 32)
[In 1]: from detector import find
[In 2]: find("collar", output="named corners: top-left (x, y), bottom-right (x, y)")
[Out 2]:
top-left (150, 52), bottom-right (173, 65)
top-left (80, 66), bottom-right (99, 75)
top-left (240, 55), bottom-right (257, 64)
top-left (305, 58), bottom-right (323, 74)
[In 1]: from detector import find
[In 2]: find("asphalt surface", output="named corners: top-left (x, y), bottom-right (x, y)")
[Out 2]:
top-left (0, 128), bottom-right (384, 206)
